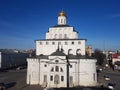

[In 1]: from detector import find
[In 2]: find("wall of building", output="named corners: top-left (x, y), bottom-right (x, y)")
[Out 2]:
top-left (46, 27), bottom-right (78, 39)
top-left (27, 57), bottom-right (97, 87)
top-left (79, 59), bottom-right (97, 86)
top-left (36, 40), bottom-right (85, 56)
top-left (27, 58), bottom-right (40, 84)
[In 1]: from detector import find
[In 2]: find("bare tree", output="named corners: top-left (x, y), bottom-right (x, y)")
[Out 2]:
top-left (92, 49), bottom-right (106, 66)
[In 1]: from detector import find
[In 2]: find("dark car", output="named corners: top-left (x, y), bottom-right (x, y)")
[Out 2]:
top-left (0, 83), bottom-right (6, 90)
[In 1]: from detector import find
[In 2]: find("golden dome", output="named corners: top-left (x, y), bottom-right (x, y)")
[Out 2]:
top-left (58, 11), bottom-right (66, 17)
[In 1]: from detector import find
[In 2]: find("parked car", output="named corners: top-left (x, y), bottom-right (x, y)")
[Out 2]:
top-left (107, 83), bottom-right (115, 90)
top-left (0, 83), bottom-right (6, 90)
top-left (104, 75), bottom-right (110, 81)
top-left (16, 66), bottom-right (22, 70)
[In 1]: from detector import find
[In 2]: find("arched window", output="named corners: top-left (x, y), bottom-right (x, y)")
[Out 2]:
top-left (51, 67), bottom-right (54, 72)
top-left (76, 49), bottom-right (81, 55)
top-left (68, 49), bottom-right (73, 55)
top-left (55, 66), bottom-right (59, 72)
top-left (60, 68), bottom-right (63, 72)
top-left (51, 66), bottom-right (63, 72)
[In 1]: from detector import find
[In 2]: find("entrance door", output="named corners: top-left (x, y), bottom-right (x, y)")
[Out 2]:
top-left (54, 74), bottom-right (59, 87)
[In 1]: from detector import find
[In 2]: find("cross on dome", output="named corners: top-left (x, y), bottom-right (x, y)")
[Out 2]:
top-left (58, 11), bottom-right (66, 17)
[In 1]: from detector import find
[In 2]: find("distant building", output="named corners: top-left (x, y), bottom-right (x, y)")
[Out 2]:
top-left (27, 11), bottom-right (97, 88)
top-left (0, 52), bottom-right (29, 69)
top-left (111, 54), bottom-right (120, 64)
top-left (86, 46), bottom-right (92, 56)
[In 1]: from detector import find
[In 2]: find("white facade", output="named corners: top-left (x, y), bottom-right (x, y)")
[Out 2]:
top-left (27, 56), bottom-right (97, 87)
top-left (36, 40), bottom-right (85, 56)
top-left (46, 27), bottom-right (78, 39)
top-left (27, 11), bottom-right (97, 88)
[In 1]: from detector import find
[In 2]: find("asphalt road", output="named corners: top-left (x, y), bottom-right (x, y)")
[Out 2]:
top-left (103, 70), bottom-right (120, 90)
top-left (0, 69), bottom-right (27, 90)
top-left (98, 67), bottom-right (120, 90)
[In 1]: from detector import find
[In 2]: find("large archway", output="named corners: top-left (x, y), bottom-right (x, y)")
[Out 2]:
top-left (76, 49), bottom-right (81, 55)
top-left (68, 49), bottom-right (73, 55)
top-left (54, 74), bottom-right (59, 85)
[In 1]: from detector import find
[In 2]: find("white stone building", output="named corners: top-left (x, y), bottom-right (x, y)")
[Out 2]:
top-left (26, 11), bottom-right (97, 88)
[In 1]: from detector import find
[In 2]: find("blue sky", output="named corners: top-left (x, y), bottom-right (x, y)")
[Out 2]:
top-left (0, 0), bottom-right (120, 50)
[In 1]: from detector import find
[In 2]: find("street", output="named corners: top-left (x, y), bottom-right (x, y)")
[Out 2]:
top-left (98, 68), bottom-right (120, 90)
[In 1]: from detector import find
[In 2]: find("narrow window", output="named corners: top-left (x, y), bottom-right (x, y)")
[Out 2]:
top-left (51, 67), bottom-right (54, 72)
top-left (60, 68), bottom-right (63, 72)
top-left (50, 76), bottom-right (53, 81)
top-left (55, 66), bottom-right (59, 72)
top-left (61, 76), bottom-right (64, 81)
top-left (93, 73), bottom-right (96, 81)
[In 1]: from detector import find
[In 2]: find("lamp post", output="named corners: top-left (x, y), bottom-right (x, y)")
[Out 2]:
top-left (66, 55), bottom-right (71, 88)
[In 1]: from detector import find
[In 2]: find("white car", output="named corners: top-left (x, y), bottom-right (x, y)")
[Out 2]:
top-left (107, 83), bottom-right (115, 90)
top-left (104, 75), bottom-right (110, 81)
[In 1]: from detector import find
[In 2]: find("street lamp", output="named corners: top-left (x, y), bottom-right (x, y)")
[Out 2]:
top-left (66, 55), bottom-right (72, 88)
